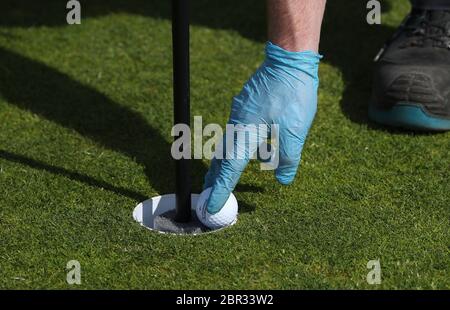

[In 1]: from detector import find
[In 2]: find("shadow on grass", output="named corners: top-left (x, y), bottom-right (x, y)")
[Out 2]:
top-left (0, 0), bottom-right (414, 207)
top-left (235, 183), bottom-right (265, 193)
top-left (237, 201), bottom-right (256, 214)
top-left (321, 0), bottom-right (396, 127)
top-left (0, 47), bottom-right (259, 211)
top-left (0, 149), bottom-right (147, 201)
top-left (0, 47), bottom-right (209, 200)
top-left (0, 0), bottom-right (404, 129)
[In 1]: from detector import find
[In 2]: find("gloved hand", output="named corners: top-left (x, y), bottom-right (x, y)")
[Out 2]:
top-left (204, 41), bottom-right (322, 214)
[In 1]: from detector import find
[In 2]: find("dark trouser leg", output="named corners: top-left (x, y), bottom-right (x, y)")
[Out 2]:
top-left (410, 0), bottom-right (450, 9)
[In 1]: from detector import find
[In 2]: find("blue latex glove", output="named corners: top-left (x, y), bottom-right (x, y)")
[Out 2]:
top-left (204, 41), bottom-right (322, 214)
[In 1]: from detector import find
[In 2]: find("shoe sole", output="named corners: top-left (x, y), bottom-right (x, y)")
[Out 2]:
top-left (369, 103), bottom-right (450, 132)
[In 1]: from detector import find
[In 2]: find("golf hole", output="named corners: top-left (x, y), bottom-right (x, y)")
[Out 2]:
top-left (133, 194), bottom-right (238, 235)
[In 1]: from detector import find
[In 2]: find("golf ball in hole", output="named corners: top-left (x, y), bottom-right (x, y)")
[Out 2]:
top-left (196, 187), bottom-right (238, 230)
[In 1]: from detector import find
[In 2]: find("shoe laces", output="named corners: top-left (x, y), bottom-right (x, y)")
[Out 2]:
top-left (400, 9), bottom-right (450, 49)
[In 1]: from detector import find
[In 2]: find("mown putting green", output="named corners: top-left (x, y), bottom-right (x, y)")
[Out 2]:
top-left (0, 0), bottom-right (448, 289)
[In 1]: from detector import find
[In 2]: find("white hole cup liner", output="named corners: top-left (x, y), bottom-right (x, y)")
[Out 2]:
top-left (133, 194), bottom-right (238, 235)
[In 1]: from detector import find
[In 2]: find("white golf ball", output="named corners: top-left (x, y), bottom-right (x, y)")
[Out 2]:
top-left (196, 187), bottom-right (238, 230)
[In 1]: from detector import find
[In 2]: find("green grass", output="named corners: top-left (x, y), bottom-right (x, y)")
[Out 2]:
top-left (0, 0), bottom-right (448, 289)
